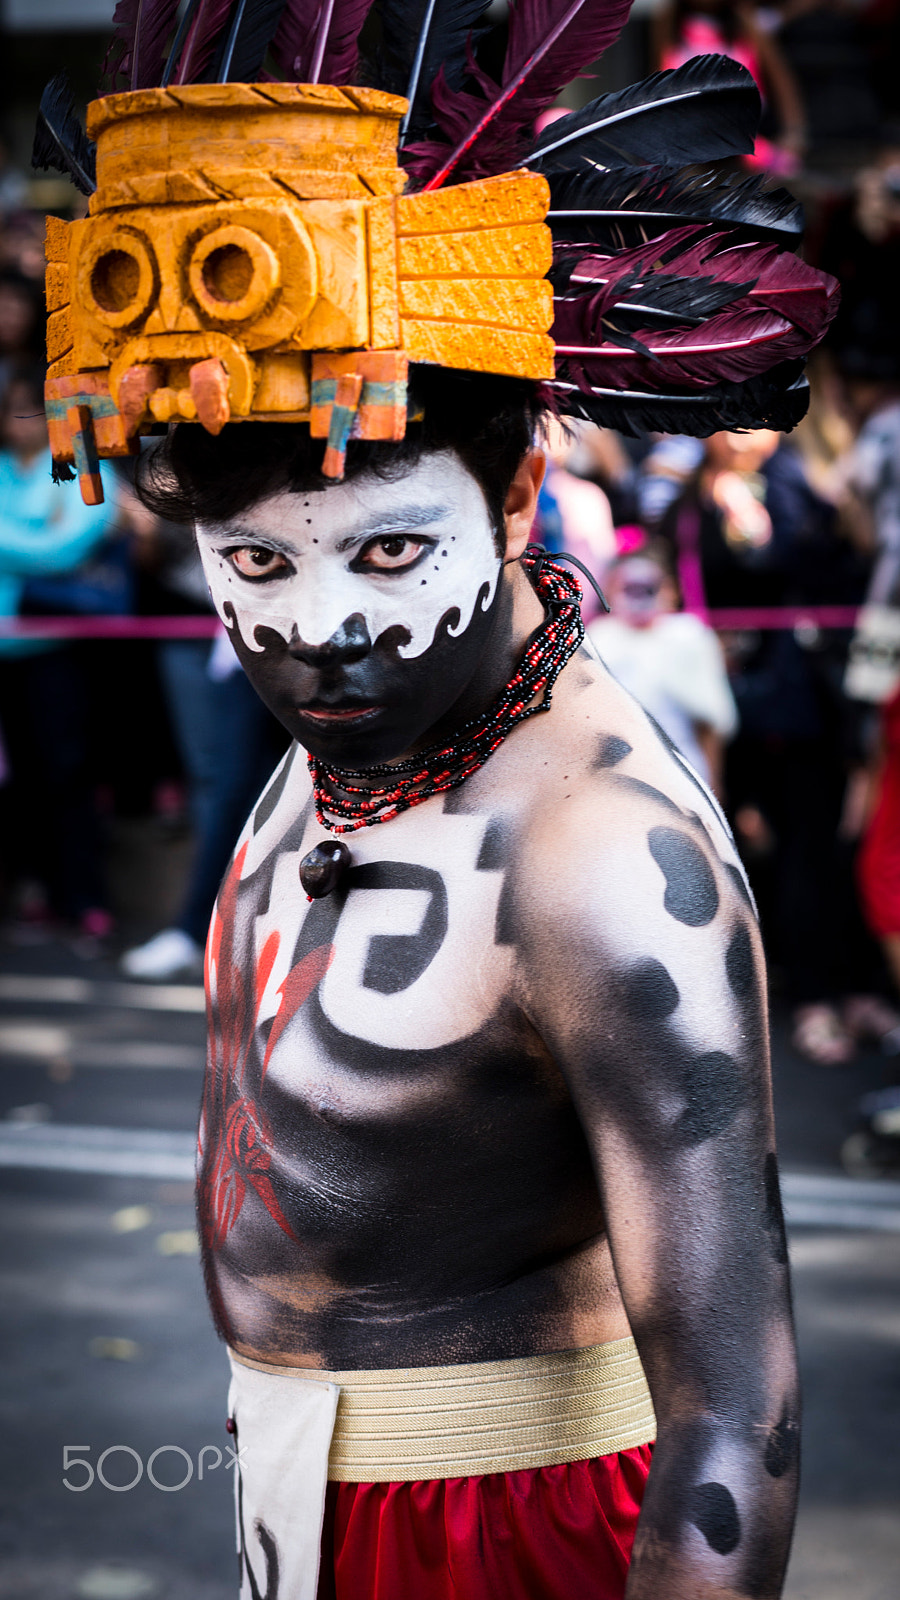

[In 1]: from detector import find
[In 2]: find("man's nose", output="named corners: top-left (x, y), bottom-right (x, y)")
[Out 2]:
top-left (287, 614), bottom-right (371, 667)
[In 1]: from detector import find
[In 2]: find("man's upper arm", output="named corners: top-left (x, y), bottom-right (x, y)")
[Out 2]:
top-left (520, 779), bottom-right (798, 1591)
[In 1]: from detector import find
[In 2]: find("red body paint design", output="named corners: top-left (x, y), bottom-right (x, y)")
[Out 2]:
top-left (199, 842), bottom-right (334, 1251)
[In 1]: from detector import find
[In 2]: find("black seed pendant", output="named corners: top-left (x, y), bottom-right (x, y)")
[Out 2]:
top-left (299, 840), bottom-right (352, 898)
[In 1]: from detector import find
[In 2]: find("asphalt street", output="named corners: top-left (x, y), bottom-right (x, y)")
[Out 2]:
top-left (0, 909), bottom-right (898, 1600)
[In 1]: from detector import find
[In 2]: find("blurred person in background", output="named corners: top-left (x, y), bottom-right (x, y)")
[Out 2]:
top-left (532, 416), bottom-right (617, 624)
top-left (0, 364), bottom-right (114, 935)
top-left (118, 484), bottom-right (285, 979)
top-left (589, 538), bottom-right (737, 795)
top-left (0, 269), bottom-right (44, 406)
top-left (653, 421), bottom-right (886, 1062)
top-left (775, 0), bottom-right (883, 154)
top-left (653, 0), bottom-right (808, 171)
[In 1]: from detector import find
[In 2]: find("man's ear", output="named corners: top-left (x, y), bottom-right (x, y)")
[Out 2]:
top-left (503, 448), bottom-right (546, 561)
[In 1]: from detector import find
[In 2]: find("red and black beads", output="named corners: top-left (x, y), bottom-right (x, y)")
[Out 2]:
top-left (308, 550), bottom-right (585, 834)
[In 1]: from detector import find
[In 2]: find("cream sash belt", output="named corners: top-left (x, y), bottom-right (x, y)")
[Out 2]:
top-left (228, 1337), bottom-right (655, 1598)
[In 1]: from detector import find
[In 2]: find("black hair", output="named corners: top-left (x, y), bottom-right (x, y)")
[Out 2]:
top-left (135, 366), bottom-right (545, 548)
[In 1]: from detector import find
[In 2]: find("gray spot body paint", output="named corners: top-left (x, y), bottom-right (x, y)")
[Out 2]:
top-left (648, 826), bottom-right (720, 927)
top-left (764, 1410), bottom-right (799, 1479)
top-left (595, 735), bottom-right (632, 769)
top-left (689, 1482), bottom-right (742, 1554)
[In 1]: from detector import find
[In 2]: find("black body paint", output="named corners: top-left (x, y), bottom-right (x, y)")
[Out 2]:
top-left (763, 1152), bottom-right (789, 1266)
top-left (764, 1410), bottom-right (800, 1479)
top-left (648, 826), bottom-right (720, 926)
top-left (595, 734), bottom-right (632, 768)
top-left (689, 1481), bottom-right (742, 1554)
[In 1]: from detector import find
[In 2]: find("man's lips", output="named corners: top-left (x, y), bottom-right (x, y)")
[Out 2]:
top-left (295, 703), bottom-right (382, 725)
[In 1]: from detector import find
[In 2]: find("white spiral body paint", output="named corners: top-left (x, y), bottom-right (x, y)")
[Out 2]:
top-left (195, 453), bottom-right (502, 659)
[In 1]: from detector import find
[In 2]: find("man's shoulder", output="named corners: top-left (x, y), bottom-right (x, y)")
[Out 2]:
top-left (516, 665), bottom-right (751, 943)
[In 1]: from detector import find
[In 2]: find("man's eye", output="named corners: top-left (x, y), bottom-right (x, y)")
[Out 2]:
top-left (226, 548), bottom-right (289, 579)
top-left (359, 535), bottom-right (427, 571)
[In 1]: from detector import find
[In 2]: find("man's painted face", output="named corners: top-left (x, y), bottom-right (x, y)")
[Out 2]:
top-left (195, 451), bottom-right (505, 767)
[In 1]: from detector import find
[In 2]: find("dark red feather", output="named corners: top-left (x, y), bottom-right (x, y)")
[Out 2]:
top-left (421, 0), bottom-right (633, 188)
top-left (104, 0), bottom-right (181, 89)
top-left (552, 228), bottom-right (840, 391)
top-left (176, 0), bottom-right (237, 83)
top-left (271, 0), bottom-right (374, 81)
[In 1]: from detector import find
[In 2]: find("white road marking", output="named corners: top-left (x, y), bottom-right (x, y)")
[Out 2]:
top-left (0, 975), bottom-right (205, 1013)
top-left (0, 1020), bottom-right (204, 1070)
top-left (0, 1123), bottom-right (196, 1180)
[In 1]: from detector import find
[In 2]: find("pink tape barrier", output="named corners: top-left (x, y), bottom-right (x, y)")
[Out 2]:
top-left (0, 608), bottom-right (862, 639)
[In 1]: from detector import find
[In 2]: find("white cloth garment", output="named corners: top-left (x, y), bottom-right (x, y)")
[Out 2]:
top-left (589, 612), bottom-right (738, 784)
top-left (227, 1353), bottom-right (340, 1600)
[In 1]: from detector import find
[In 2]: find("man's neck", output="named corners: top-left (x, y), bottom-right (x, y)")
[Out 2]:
top-left (402, 558), bottom-right (546, 763)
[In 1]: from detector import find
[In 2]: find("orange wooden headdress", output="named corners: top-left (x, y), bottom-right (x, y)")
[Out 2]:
top-left (35, 1), bottom-right (838, 506)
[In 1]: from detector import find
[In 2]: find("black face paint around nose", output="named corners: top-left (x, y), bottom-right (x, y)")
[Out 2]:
top-left (287, 612), bottom-right (372, 667)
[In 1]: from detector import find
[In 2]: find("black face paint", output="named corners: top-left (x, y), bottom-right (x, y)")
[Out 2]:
top-left (226, 578), bottom-right (504, 769)
top-left (689, 1481), bottom-right (742, 1554)
top-left (648, 827), bottom-right (720, 927)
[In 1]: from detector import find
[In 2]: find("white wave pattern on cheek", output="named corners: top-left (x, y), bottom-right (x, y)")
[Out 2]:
top-left (197, 459), bottom-right (502, 661)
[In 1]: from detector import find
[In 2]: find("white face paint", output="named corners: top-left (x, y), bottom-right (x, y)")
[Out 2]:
top-left (195, 451), bottom-right (502, 660)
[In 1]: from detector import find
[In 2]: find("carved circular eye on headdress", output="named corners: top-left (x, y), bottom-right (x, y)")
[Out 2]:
top-left (83, 230), bottom-right (157, 329)
top-left (189, 225), bottom-right (280, 323)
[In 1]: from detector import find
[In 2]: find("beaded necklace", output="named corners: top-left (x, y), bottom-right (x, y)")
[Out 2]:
top-left (307, 548), bottom-right (585, 836)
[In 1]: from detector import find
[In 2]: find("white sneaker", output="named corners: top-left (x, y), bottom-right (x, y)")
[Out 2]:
top-left (120, 928), bottom-right (203, 980)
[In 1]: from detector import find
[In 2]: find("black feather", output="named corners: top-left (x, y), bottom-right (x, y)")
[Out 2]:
top-left (212, 0), bottom-right (287, 79)
top-left (380, 0), bottom-right (492, 140)
top-left (525, 55), bottom-right (760, 172)
top-left (31, 74), bottom-right (96, 196)
top-left (553, 360), bottom-right (810, 438)
top-left (547, 163), bottom-right (803, 251)
top-left (161, 0), bottom-right (203, 84)
top-left (606, 269), bottom-right (754, 329)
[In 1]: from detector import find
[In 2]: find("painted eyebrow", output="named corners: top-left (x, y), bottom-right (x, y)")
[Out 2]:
top-left (336, 504), bottom-right (451, 553)
top-left (203, 504), bottom-right (452, 557)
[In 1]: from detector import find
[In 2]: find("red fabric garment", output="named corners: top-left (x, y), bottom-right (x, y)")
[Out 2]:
top-left (317, 1445), bottom-right (652, 1600)
top-left (859, 690), bottom-right (900, 937)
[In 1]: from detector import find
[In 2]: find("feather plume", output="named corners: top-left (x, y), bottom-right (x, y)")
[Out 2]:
top-left (212, 0), bottom-right (287, 80)
top-left (556, 306), bottom-right (819, 389)
top-left (419, 0), bottom-right (633, 189)
top-left (556, 267), bottom-right (754, 347)
top-left (554, 229), bottom-right (838, 334)
top-left (551, 361), bottom-right (810, 437)
top-left (270, 0), bottom-right (372, 82)
top-left (526, 55), bottom-right (759, 171)
top-left (269, 0), bottom-right (319, 78)
top-left (378, 0), bottom-right (492, 141)
top-left (31, 74), bottom-right (97, 196)
top-left (551, 228), bottom-right (839, 390)
top-left (175, 0), bottom-right (237, 83)
top-left (547, 164), bottom-right (803, 251)
top-left (103, 0), bottom-right (181, 91)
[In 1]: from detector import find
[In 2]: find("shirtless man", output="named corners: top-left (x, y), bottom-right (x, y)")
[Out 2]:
top-left (140, 371), bottom-right (797, 1600)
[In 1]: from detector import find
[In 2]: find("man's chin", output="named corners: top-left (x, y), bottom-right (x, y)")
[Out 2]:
top-left (290, 706), bottom-right (421, 770)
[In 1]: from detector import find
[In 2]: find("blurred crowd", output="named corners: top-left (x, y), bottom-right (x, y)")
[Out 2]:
top-left (2, 2), bottom-right (900, 1166)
